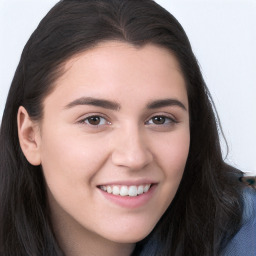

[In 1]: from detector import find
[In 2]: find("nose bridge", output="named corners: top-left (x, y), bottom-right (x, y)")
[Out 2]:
top-left (111, 123), bottom-right (153, 170)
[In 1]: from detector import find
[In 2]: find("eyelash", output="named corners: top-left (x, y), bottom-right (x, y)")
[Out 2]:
top-left (77, 114), bottom-right (178, 128)
top-left (78, 115), bottom-right (111, 127)
top-left (145, 115), bottom-right (178, 126)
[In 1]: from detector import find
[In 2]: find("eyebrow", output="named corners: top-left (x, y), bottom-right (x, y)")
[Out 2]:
top-left (64, 97), bottom-right (187, 111)
top-left (65, 97), bottom-right (121, 111)
top-left (147, 98), bottom-right (187, 111)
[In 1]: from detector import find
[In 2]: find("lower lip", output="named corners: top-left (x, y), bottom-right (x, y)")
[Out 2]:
top-left (98, 185), bottom-right (157, 209)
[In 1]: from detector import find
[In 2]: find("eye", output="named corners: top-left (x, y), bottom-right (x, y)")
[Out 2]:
top-left (146, 115), bottom-right (177, 126)
top-left (78, 115), bottom-right (110, 126)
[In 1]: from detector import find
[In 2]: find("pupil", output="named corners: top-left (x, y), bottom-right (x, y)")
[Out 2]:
top-left (89, 117), bottom-right (100, 125)
top-left (153, 116), bottom-right (165, 124)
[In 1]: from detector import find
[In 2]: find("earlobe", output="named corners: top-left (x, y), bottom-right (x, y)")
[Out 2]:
top-left (17, 106), bottom-right (41, 166)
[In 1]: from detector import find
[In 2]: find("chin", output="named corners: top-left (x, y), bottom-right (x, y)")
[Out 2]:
top-left (102, 224), bottom-right (155, 244)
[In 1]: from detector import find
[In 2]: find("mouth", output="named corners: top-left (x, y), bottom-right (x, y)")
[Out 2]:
top-left (97, 182), bottom-right (157, 208)
top-left (98, 184), bottom-right (152, 197)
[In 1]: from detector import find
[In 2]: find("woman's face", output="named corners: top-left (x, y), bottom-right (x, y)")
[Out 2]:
top-left (37, 41), bottom-right (190, 244)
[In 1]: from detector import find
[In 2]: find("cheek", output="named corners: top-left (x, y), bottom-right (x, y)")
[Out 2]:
top-left (157, 129), bottom-right (190, 173)
top-left (39, 126), bottom-right (109, 189)
top-left (154, 129), bottom-right (190, 202)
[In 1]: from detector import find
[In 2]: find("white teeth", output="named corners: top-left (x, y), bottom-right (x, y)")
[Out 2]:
top-left (128, 186), bottom-right (137, 197)
top-left (107, 186), bottom-right (112, 193)
top-left (138, 185), bottom-right (144, 195)
top-left (112, 186), bottom-right (120, 195)
top-left (120, 186), bottom-right (128, 196)
top-left (100, 185), bottom-right (107, 191)
top-left (144, 184), bottom-right (150, 193)
top-left (99, 184), bottom-right (152, 197)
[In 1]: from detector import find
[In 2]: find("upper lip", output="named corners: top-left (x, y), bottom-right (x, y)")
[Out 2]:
top-left (97, 179), bottom-right (158, 187)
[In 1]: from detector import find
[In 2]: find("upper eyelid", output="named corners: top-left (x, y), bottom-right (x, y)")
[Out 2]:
top-left (77, 116), bottom-right (111, 128)
top-left (146, 112), bottom-right (178, 122)
top-left (77, 113), bottom-right (110, 122)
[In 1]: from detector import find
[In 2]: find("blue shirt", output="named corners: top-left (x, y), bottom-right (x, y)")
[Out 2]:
top-left (139, 187), bottom-right (256, 255)
top-left (222, 187), bottom-right (256, 256)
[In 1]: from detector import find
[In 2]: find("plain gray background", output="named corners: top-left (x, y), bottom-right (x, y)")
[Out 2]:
top-left (0, 0), bottom-right (255, 175)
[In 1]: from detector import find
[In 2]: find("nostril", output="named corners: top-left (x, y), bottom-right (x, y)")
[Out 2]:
top-left (111, 149), bottom-right (153, 170)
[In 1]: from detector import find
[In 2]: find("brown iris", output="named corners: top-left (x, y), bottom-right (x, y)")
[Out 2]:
top-left (152, 116), bottom-right (166, 125)
top-left (88, 116), bottom-right (101, 125)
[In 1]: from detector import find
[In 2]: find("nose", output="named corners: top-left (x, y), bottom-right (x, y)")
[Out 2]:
top-left (111, 126), bottom-right (153, 170)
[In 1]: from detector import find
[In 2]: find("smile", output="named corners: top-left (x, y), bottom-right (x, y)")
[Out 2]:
top-left (97, 182), bottom-right (157, 208)
top-left (99, 184), bottom-right (151, 197)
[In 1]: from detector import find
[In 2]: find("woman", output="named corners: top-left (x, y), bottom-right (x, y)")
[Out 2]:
top-left (0, 0), bottom-right (255, 255)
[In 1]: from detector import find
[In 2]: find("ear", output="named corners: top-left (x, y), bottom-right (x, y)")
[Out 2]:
top-left (17, 106), bottom-right (41, 166)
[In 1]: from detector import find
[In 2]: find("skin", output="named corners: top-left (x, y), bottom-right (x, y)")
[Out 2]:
top-left (18, 41), bottom-right (190, 256)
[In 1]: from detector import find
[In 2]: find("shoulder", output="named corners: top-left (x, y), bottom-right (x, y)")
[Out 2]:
top-left (222, 187), bottom-right (256, 256)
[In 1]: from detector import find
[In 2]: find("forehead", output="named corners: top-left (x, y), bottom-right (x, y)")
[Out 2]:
top-left (44, 41), bottom-right (188, 111)
top-left (62, 41), bottom-right (184, 80)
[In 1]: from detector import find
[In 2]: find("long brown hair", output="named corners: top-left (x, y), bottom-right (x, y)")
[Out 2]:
top-left (0, 1), bottom-right (243, 255)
